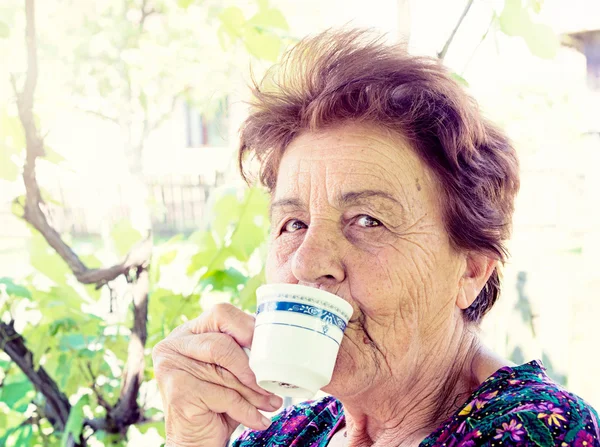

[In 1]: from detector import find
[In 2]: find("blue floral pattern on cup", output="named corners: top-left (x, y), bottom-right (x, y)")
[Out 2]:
top-left (257, 301), bottom-right (348, 332)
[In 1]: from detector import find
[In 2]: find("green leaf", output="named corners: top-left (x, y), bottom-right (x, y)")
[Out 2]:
top-left (0, 424), bottom-right (33, 447)
top-left (219, 7), bottom-right (246, 41)
top-left (499, 0), bottom-right (557, 59)
top-left (199, 268), bottom-right (247, 293)
top-left (42, 146), bottom-right (67, 165)
top-left (243, 27), bottom-right (281, 62)
top-left (527, 0), bottom-right (544, 14)
top-left (177, 0), bottom-right (194, 9)
top-left (110, 219), bottom-right (143, 257)
top-left (0, 379), bottom-right (34, 411)
top-left (187, 232), bottom-right (219, 275)
top-left (451, 72), bottom-right (469, 87)
top-left (247, 8), bottom-right (289, 31)
top-left (228, 187), bottom-right (270, 260)
top-left (61, 394), bottom-right (89, 446)
top-left (29, 231), bottom-right (72, 285)
top-left (10, 195), bottom-right (25, 217)
top-left (136, 419), bottom-right (165, 436)
top-left (0, 21), bottom-right (10, 39)
top-left (518, 412), bottom-right (553, 447)
top-left (158, 250), bottom-right (177, 266)
top-left (59, 334), bottom-right (88, 351)
top-left (212, 193), bottom-right (242, 240)
top-left (39, 187), bottom-right (63, 207)
top-left (50, 317), bottom-right (78, 336)
top-left (189, 230), bottom-right (218, 250)
top-left (26, 323), bottom-right (55, 369)
top-left (498, 0), bottom-right (531, 37)
top-left (0, 278), bottom-right (32, 299)
top-left (0, 358), bottom-right (11, 370)
top-left (14, 424), bottom-right (33, 446)
top-left (523, 23), bottom-right (558, 59)
top-left (237, 270), bottom-right (264, 311)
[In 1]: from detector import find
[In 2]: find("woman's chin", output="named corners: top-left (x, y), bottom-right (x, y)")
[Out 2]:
top-left (321, 358), bottom-right (359, 397)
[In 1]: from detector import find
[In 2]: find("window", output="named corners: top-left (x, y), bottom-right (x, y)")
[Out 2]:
top-left (184, 97), bottom-right (229, 147)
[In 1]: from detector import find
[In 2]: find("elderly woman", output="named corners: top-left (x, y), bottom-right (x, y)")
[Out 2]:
top-left (152, 30), bottom-right (600, 447)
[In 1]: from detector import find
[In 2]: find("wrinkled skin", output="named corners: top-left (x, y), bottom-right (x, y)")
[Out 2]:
top-left (153, 122), bottom-right (504, 447)
top-left (267, 123), bottom-right (502, 446)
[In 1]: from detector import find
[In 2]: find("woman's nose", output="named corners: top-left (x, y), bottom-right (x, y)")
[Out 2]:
top-left (291, 226), bottom-right (346, 286)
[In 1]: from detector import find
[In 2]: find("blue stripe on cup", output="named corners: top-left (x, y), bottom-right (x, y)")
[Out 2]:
top-left (256, 301), bottom-right (348, 332)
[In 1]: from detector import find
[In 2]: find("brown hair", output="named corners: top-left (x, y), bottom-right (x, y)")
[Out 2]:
top-left (238, 29), bottom-right (520, 323)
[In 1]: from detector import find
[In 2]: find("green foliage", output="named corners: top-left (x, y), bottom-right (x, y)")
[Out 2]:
top-left (0, 277), bottom-right (32, 299)
top-left (43, 145), bottom-right (67, 165)
top-left (0, 187), bottom-right (270, 445)
top-left (498, 0), bottom-right (558, 59)
top-left (0, 375), bottom-right (34, 411)
top-left (111, 219), bottom-right (144, 257)
top-left (519, 411), bottom-right (554, 447)
top-left (0, 0), bottom-right (285, 443)
top-left (186, 187), bottom-right (269, 302)
top-left (61, 394), bottom-right (89, 446)
top-left (218, 0), bottom-right (289, 61)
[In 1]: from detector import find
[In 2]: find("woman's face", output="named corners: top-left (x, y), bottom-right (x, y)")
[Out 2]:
top-left (265, 122), bottom-right (469, 398)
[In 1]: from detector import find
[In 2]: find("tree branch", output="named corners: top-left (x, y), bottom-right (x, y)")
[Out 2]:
top-left (85, 362), bottom-right (113, 412)
top-left (437, 0), bottom-right (475, 61)
top-left (8, 0), bottom-right (152, 441)
top-left (145, 87), bottom-right (190, 139)
top-left (13, 0), bottom-right (152, 289)
top-left (109, 265), bottom-right (149, 430)
top-left (75, 107), bottom-right (120, 125)
top-left (139, 0), bottom-right (156, 32)
top-left (0, 322), bottom-right (70, 432)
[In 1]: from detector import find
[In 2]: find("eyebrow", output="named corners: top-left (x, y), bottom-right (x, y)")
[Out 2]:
top-left (270, 189), bottom-right (402, 217)
top-left (338, 190), bottom-right (401, 207)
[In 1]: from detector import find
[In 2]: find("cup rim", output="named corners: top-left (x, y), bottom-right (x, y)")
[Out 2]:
top-left (256, 283), bottom-right (354, 321)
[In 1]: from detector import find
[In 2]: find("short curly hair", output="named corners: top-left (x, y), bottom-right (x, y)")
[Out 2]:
top-left (238, 29), bottom-right (520, 323)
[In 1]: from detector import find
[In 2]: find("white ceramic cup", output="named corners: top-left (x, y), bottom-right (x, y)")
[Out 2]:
top-left (248, 283), bottom-right (354, 398)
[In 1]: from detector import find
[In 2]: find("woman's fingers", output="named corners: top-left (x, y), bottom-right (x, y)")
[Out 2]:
top-left (200, 381), bottom-right (273, 431)
top-left (177, 303), bottom-right (256, 348)
top-left (152, 303), bottom-right (282, 445)
top-left (161, 331), bottom-right (269, 396)
top-left (171, 341), bottom-right (282, 411)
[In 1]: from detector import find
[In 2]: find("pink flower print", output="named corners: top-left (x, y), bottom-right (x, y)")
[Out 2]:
top-left (494, 419), bottom-right (525, 442)
top-left (573, 430), bottom-right (595, 447)
top-left (537, 403), bottom-right (568, 427)
top-left (458, 430), bottom-right (482, 447)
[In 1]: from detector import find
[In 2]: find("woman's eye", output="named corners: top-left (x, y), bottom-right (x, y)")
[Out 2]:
top-left (282, 219), bottom-right (307, 233)
top-left (356, 215), bottom-right (382, 228)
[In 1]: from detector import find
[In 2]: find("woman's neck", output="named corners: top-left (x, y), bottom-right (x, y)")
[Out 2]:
top-left (336, 321), bottom-right (507, 447)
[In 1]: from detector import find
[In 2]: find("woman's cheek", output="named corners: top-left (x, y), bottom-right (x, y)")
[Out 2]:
top-left (269, 233), bottom-right (303, 269)
top-left (344, 227), bottom-right (396, 251)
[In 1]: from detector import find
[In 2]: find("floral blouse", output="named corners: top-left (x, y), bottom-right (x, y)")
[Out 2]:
top-left (232, 360), bottom-right (600, 446)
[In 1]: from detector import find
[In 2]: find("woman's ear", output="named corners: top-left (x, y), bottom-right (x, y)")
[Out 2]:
top-left (456, 252), bottom-right (497, 310)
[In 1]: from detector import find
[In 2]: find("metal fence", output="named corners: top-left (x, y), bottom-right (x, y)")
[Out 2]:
top-left (15, 173), bottom-right (226, 238)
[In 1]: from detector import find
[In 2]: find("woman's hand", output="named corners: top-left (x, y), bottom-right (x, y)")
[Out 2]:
top-left (152, 303), bottom-right (283, 447)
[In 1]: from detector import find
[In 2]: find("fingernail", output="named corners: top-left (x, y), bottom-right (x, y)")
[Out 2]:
top-left (261, 415), bottom-right (271, 429)
top-left (269, 395), bottom-right (283, 409)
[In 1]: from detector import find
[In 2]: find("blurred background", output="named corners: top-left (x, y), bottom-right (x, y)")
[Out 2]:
top-left (0, 0), bottom-right (599, 445)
